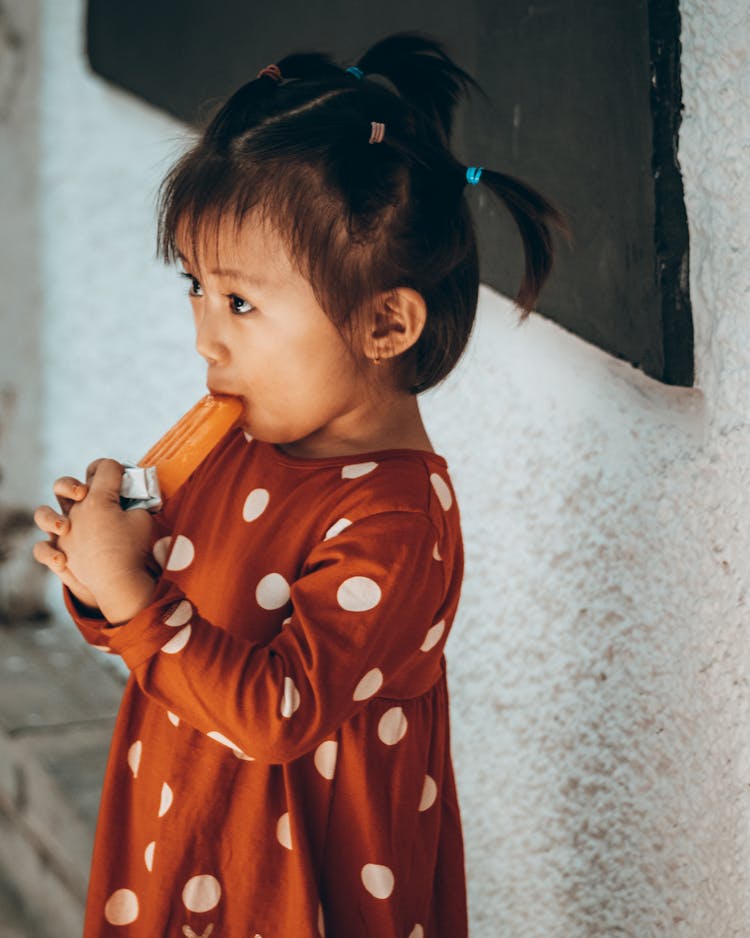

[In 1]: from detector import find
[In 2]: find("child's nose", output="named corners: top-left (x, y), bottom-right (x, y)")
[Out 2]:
top-left (194, 304), bottom-right (229, 366)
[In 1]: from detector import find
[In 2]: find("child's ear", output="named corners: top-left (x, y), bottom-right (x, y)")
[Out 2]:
top-left (367, 288), bottom-right (427, 362)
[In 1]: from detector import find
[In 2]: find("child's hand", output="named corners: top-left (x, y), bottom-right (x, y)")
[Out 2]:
top-left (38, 460), bottom-right (158, 624)
top-left (33, 475), bottom-right (100, 612)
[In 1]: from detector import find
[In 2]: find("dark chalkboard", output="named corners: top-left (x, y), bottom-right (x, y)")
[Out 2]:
top-left (86, 0), bottom-right (692, 386)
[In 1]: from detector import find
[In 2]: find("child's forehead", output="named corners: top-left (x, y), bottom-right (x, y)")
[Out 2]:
top-left (176, 215), bottom-right (289, 276)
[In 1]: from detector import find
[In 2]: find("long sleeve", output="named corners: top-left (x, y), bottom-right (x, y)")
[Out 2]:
top-left (73, 509), bottom-right (450, 765)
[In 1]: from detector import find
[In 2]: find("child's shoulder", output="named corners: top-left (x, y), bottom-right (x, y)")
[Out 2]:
top-left (253, 437), bottom-right (458, 530)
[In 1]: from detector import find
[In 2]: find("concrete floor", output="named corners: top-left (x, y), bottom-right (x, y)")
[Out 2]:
top-left (0, 616), bottom-right (125, 938)
top-left (0, 874), bottom-right (35, 938)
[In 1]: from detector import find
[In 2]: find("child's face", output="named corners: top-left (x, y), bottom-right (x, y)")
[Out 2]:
top-left (175, 213), bottom-right (371, 452)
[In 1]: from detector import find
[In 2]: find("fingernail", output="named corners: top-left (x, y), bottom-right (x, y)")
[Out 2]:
top-left (55, 518), bottom-right (66, 533)
top-left (73, 484), bottom-right (84, 497)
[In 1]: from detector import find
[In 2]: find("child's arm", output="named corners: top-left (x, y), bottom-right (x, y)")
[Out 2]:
top-left (67, 507), bottom-right (453, 765)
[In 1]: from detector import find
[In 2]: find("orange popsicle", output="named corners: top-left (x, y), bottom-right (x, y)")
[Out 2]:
top-left (138, 394), bottom-right (244, 500)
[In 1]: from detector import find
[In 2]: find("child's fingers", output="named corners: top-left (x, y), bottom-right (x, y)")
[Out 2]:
top-left (32, 538), bottom-right (100, 609)
top-left (86, 459), bottom-right (124, 503)
top-left (33, 538), bottom-right (67, 572)
top-left (33, 504), bottom-right (70, 536)
top-left (85, 458), bottom-right (112, 486)
top-left (53, 476), bottom-right (88, 515)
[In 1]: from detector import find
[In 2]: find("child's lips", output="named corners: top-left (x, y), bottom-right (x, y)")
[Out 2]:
top-left (207, 386), bottom-right (243, 402)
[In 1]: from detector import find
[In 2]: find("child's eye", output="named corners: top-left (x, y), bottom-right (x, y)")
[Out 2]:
top-left (179, 271), bottom-right (203, 297)
top-left (229, 295), bottom-right (255, 315)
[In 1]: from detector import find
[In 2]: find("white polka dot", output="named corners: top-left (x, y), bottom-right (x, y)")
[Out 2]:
top-left (182, 874), bottom-right (222, 912)
top-left (144, 841), bottom-right (155, 872)
top-left (167, 711), bottom-right (180, 726)
top-left (256, 572), bottom-right (291, 610)
top-left (282, 615), bottom-right (292, 626)
top-left (152, 536), bottom-right (171, 569)
top-left (276, 811), bottom-right (292, 850)
top-left (161, 624), bottom-right (191, 654)
top-left (94, 644), bottom-right (112, 653)
top-left (433, 541), bottom-right (442, 561)
top-left (206, 730), bottom-right (236, 749)
top-left (280, 676), bottom-right (301, 717)
top-left (318, 900), bottom-right (326, 936)
top-left (206, 730), bottom-right (254, 761)
top-left (243, 430), bottom-right (253, 442)
top-left (341, 461), bottom-right (378, 479)
top-left (420, 619), bottom-right (445, 652)
top-left (324, 517), bottom-right (352, 540)
top-left (314, 740), bottom-right (338, 780)
top-left (242, 488), bottom-right (270, 522)
top-left (127, 740), bottom-right (142, 778)
top-left (430, 473), bottom-right (453, 511)
top-left (158, 782), bottom-right (173, 818)
top-left (165, 534), bottom-right (195, 571)
top-left (337, 576), bottom-right (381, 612)
top-left (408, 926), bottom-right (424, 938)
top-left (419, 775), bottom-right (438, 811)
top-left (164, 599), bottom-right (192, 627)
top-left (378, 706), bottom-right (408, 745)
top-left (104, 888), bottom-right (139, 925)
top-left (353, 668), bottom-right (383, 701)
top-left (361, 863), bottom-right (394, 899)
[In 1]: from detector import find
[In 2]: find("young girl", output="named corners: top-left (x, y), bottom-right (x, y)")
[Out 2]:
top-left (33, 31), bottom-right (570, 937)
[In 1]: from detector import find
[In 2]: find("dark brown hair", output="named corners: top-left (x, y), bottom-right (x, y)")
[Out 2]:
top-left (155, 31), bottom-right (572, 394)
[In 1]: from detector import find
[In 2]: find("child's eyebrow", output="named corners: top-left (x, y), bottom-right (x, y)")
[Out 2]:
top-left (176, 251), bottom-right (269, 288)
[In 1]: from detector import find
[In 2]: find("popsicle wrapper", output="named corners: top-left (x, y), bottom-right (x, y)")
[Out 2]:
top-left (120, 465), bottom-right (163, 512)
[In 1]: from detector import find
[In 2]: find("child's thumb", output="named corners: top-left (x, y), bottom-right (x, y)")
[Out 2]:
top-left (87, 458), bottom-right (125, 500)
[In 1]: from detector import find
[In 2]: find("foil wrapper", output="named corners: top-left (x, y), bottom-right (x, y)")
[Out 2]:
top-left (119, 465), bottom-right (163, 512)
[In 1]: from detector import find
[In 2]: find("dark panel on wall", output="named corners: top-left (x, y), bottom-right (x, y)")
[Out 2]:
top-left (86, 0), bottom-right (692, 386)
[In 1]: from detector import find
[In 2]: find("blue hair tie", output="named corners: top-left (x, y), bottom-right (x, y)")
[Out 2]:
top-left (466, 166), bottom-right (483, 185)
top-left (347, 66), bottom-right (364, 80)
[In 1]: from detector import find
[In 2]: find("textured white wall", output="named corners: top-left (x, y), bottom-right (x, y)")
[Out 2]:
top-left (22, 0), bottom-right (750, 935)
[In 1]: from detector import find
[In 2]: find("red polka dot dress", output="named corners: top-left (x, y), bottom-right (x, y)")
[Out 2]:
top-left (64, 430), bottom-right (468, 937)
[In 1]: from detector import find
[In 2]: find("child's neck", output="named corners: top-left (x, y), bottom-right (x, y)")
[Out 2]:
top-left (276, 395), bottom-right (435, 460)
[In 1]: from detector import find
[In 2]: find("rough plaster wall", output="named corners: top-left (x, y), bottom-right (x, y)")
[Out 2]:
top-left (29, 0), bottom-right (750, 935)
top-left (670, 1), bottom-right (750, 932)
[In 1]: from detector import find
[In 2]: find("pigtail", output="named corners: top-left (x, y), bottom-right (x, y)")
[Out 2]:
top-left (465, 167), bottom-right (573, 319)
top-left (340, 32), bottom-right (573, 318)
top-left (347, 32), bottom-right (489, 149)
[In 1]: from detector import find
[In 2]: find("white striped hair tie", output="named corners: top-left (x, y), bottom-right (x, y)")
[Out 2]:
top-left (369, 121), bottom-right (385, 144)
